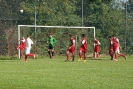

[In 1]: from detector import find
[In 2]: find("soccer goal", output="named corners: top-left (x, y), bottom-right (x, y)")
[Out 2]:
top-left (18, 25), bottom-right (95, 59)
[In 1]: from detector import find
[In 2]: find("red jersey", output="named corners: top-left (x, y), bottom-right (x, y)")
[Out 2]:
top-left (69, 37), bottom-right (75, 46)
top-left (67, 37), bottom-right (75, 53)
top-left (112, 37), bottom-right (119, 47)
top-left (94, 39), bottom-right (100, 52)
top-left (94, 40), bottom-right (100, 46)
top-left (18, 39), bottom-right (26, 50)
top-left (81, 38), bottom-right (87, 50)
top-left (109, 39), bottom-right (113, 50)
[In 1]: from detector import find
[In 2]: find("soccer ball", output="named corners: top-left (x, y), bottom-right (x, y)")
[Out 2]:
top-left (20, 9), bottom-right (23, 13)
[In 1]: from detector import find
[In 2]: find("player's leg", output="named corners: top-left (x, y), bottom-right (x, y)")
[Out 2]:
top-left (83, 51), bottom-right (87, 62)
top-left (20, 50), bottom-right (22, 59)
top-left (25, 54), bottom-right (28, 62)
top-left (48, 46), bottom-right (52, 58)
top-left (26, 54), bottom-right (35, 58)
top-left (24, 47), bottom-right (29, 62)
top-left (51, 48), bottom-right (54, 57)
top-left (109, 49), bottom-right (113, 60)
top-left (114, 47), bottom-right (118, 61)
top-left (20, 48), bottom-right (24, 59)
top-left (26, 47), bottom-right (35, 58)
top-left (72, 53), bottom-right (75, 61)
top-left (66, 50), bottom-right (70, 61)
top-left (94, 46), bottom-right (97, 58)
top-left (95, 46), bottom-right (99, 58)
top-left (96, 52), bottom-right (99, 58)
top-left (117, 49), bottom-right (127, 60)
top-left (120, 53), bottom-right (126, 60)
top-left (78, 48), bottom-right (83, 61)
top-left (94, 52), bottom-right (97, 58)
top-left (71, 46), bottom-right (75, 61)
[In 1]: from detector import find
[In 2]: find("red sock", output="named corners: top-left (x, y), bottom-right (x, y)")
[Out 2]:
top-left (25, 55), bottom-right (27, 62)
top-left (27, 54), bottom-right (34, 57)
top-left (120, 54), bottom-right (125, 58)
top-left (84, 53), bottom-right (86, 60)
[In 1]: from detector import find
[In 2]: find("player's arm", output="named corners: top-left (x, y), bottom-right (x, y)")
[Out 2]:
top-left (98, 41), bottom-right (100, 45)
top-left (117, 39), bottom-right (121, 49)
top-left (72, 40), bottom-right (75, 46)
top-left (82, 40), bottom-right (85, 45)
top-left (69, 39), bottom-right (75, 49)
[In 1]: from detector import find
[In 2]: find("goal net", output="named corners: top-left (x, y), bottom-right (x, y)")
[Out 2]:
top-left (18, 25), bottom-right (95, 59)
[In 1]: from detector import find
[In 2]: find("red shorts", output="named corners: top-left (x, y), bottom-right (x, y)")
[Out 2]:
top-left (94, 46), bottom-right (100, 52)
top-left (17, 45), bottom-right (25, 51)
top-left (67, 46), bottom-right (75, 53)
top-left (113, 46), bottom-right (119, 52)
top-left (80, 47), bottom-right (87, 53)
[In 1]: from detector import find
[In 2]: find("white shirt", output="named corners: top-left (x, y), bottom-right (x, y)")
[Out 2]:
top-left (26, 37), bottom-right (33, 47)
top-left (82, 40), bottom-right (85, 44)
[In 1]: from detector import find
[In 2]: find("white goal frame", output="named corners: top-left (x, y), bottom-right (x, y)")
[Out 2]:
top-left (18, 25), bottom-right (95, 59)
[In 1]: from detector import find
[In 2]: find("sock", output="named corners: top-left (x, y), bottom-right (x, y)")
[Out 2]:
top-left (72, 55), bottom-right (74, 61)
top-left (25, 55), bottom-right (27, 62)
top-left (120, 54), bottom-right (125, 58)
top-left (52, 51), bottom-right (54, 56)
top-left (79, 53), bottom-right (82, 59)
top-left (111, 54), bottom-right (113, 60)
top-left (115, 53), bottom-right (118, 60)
top-left (84, 53), bottom-right (86, 60)
top-left (27, 54), bottom-right (34, 57)
top-left (66, 54), bottom-right (69, 60)
top-left (20, 53), bottom-right (22, 59)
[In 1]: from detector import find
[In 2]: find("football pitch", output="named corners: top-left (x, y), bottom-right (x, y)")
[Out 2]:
top-left (0, 56), bottom-right (133, 89)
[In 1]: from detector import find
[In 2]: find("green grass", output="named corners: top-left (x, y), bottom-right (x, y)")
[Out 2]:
top-left (0, 56), bottom-right (133, 89)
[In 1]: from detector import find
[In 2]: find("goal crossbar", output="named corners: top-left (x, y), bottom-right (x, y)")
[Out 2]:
top-left (18, 25), bottom-right (95, 39)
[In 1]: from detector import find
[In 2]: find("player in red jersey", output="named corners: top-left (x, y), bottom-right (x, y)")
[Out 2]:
top-left (94, 37), bottom-right (100, 58)
top-left (112, 35), bottom-right (126, 61)
top-left (66, 34), bottom-right (75, 61)
top-left (109, 36), bottom-right (113, 60)
top-left (78, 34), bottom-right (88, 62)
top-left (17, 36), bottom-right (26, 59)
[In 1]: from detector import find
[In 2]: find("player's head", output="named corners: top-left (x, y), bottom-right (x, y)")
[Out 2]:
top-left (112, 34), bottom-right (116, 37)
top-left (27, 35), bottom-right (30, 38)
top-left (22, 36), bottom-right (25, 39)
top-left (108, 36), bottom-right (111, 38)
top-left (94, 37), bottom-right (97, 40)
top-left (81, 34), bottom-right (85, 37)
top-left (69, 34), bottom-right (73, 38)
top-left (49, 33), bottom-right (52, 38)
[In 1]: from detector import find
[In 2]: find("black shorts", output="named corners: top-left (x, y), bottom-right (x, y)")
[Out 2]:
top-left (48, 45), bottom-right (54, 49)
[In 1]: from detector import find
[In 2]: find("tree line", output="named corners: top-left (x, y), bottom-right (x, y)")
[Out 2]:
top-left (0, 0), bottom-right (133, 56)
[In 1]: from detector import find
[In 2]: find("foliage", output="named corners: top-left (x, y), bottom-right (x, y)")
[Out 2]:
top-left (0, 0), bottom-right (133, 55)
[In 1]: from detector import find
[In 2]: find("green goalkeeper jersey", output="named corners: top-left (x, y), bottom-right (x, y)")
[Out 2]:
top-left (47, 37), bottom-right (57, 47)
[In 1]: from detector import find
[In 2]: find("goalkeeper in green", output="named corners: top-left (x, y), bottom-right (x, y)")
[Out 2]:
top-left (47, 33), bottom-right (57, 58)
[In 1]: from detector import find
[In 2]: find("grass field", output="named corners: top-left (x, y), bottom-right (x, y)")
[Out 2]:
top-left (0, 55), bottom-right (133, 89)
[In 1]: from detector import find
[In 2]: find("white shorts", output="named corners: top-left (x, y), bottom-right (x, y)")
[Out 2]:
top-left (25, 46), bottom-right (31, 54)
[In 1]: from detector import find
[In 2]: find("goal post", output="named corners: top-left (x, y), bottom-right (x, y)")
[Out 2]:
top-left (18, 25), bottom-right (95, 59)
